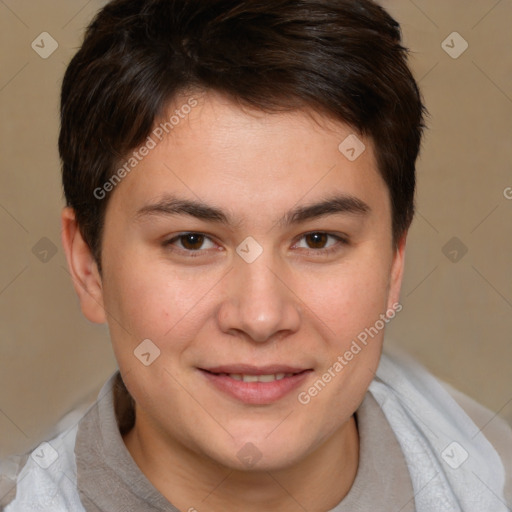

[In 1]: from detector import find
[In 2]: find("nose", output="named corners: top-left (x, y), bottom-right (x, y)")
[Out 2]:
top-left (216, 252), bottom-right (302, 343)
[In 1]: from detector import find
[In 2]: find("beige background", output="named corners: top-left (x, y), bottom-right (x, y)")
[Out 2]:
top-left (0, 0), bottom-right (511, 458)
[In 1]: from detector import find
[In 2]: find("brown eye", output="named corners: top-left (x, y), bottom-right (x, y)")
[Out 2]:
top-left (179, 233), bottom-right (205, 250)
top-left (294, 232), bottom-right (348, 255)
top-left (164, 232), bottom-right (217, 254)
top-left (304, 232), bottom-right (328, 249)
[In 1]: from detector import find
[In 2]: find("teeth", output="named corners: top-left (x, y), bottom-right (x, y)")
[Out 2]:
top-left (257, 374), bottom-right (276, 383)
top-left (227, 373), bottom-right (293, 382)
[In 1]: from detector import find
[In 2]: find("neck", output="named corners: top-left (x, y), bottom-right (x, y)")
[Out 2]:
top-left (123, 413), bottom-right (359, 512)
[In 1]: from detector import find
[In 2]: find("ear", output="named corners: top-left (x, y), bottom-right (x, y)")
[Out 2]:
top-left (386, 232), bottom-right (407, 311)
top-left (61, 207), bottom-right (107, 324)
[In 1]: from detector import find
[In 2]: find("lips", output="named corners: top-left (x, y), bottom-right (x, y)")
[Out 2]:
top-left (202, 364), bottom-right (308, 375)
top-left (198, 365), bottom-right (312, 404)
top-left (222, 373), bottom-right (294, 382)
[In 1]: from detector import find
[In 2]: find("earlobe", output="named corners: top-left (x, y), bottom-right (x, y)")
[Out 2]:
top-left (61, 207), bottom-right (107, 324)
top-left (387, 233), bottom-right (407, 311)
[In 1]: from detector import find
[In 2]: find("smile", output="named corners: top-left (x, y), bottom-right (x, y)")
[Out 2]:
top-left (223, 373), bottom-right (294, 382)
top-left (198, 366), bottom-right (312, 404)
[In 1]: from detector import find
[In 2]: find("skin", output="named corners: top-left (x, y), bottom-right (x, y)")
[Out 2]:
top-left (62, 91), bottom-right (406, 512)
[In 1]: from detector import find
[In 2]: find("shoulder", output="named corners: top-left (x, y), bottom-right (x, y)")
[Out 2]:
top-left (1, 423), bottom-right (85, 511)
top-left (440, 379), bottom-right (512, 507)
top-left (376, 347), bottom-right (512, 508)
top-left (0, 400), bottom-right (97, 512)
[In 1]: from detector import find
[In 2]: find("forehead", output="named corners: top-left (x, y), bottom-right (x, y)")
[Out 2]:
top-left (106, 91), bottom-right (390, 227)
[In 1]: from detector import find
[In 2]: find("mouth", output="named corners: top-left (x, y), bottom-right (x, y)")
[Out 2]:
top-left (198, 365), bottom-right (313, 404)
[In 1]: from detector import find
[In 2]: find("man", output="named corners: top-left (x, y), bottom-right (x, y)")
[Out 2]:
top-left (1, 0), bottom-right (510, 510)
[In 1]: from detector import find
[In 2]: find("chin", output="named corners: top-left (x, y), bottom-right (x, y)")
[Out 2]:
top-left (200, 427), bottom-right (316, 473)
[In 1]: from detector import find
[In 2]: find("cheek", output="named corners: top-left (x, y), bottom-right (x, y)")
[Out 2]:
top-left (294, 264), bottom-right (391, 442)
top-left (105, 270), bottom-right (168, 337)
top-left (102, 253), bottom-right (227, 357)
top-left (305, 258), bottom-right (391, 344)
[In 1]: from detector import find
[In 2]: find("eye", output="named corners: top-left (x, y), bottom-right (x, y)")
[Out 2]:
top-left (163, 231), bottom-right (348, 258)
top-left (164, 232), bottom-right (217, 253)
top-left (294, 232), bottom-right (348, 254)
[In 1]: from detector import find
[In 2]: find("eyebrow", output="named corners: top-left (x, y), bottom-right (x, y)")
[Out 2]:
top-left (135, 193), bottom-right (370, 228)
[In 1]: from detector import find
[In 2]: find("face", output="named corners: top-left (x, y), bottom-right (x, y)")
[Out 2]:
top-left (66, 91), bottom-right (405, 471)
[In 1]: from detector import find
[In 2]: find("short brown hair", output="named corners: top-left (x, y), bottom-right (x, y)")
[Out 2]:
top-left (59, 0), bottom-right (426, 267)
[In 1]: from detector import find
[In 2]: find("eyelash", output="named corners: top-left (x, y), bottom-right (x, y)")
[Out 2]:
top-left (163, 232), bottom-right (349, 258)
